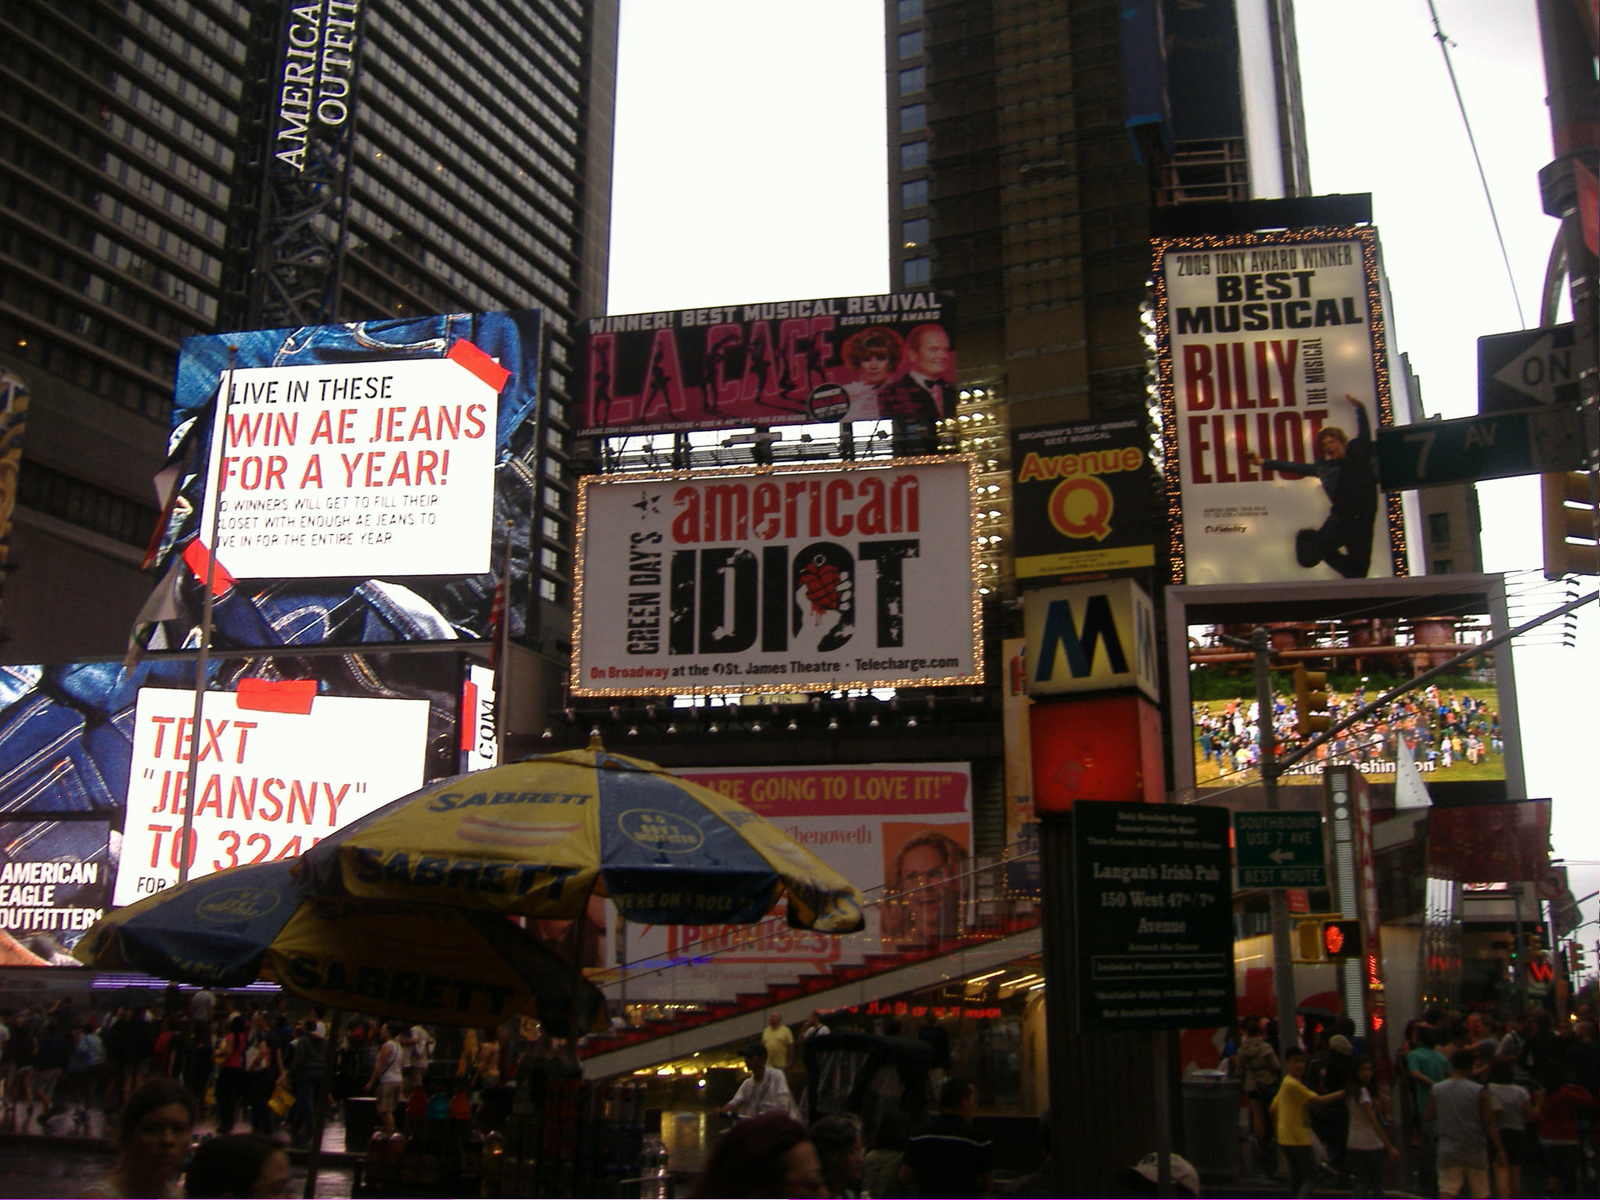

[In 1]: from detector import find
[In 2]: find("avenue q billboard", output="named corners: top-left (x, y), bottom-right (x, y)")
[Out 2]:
top-left (581, 293), bottom-right (954, 436)
top-left (572, 458), bottom-right (982, 695)
top-left (1153, 229), bottom-right (1405, 585)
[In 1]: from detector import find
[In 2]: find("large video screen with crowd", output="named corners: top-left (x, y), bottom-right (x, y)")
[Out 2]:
top-left (1164, 577), bottom-right (1521, 801)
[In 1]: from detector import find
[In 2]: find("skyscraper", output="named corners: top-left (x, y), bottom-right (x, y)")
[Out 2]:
top-left (885, 0), bottom-right (1309, 428)
top-left (0, 0), bottom-right (618, 668)
top-left (880, 0), bottom-right (1313, 1181)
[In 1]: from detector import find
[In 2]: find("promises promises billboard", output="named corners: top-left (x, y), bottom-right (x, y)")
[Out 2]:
top-left (1154, 229), bottom-right (1404, 585)
top-left (573, 458), bottom-right (981, 695)
top-left (581, 293), bottom-right (954, 436)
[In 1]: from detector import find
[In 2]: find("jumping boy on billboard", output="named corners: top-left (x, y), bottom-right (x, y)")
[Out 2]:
top-left (1247, 395), bottom-right (1381, 579)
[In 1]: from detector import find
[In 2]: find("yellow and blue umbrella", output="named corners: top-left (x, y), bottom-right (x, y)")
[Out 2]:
top-left (295, 745), bottom-right (865, 932)
top-left (76, 859), bottom-right (603, 1029)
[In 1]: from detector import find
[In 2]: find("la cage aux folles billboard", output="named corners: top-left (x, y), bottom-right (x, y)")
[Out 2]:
top-left (572, 458), bottom-right (982, 695)
top-left (1153, 229), bottom-right (1406, 585)
top-left (581, 293), bottom-right (955, 436)
top-left (144, 310), bottom-right (542, 653)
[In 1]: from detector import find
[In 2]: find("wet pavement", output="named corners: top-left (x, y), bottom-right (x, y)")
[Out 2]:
top-left (0, 1099), bottom-right (359, 1198)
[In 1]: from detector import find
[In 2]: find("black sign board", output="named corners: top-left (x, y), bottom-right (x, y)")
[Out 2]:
top-left (1073, 802), bottom-right (1235, 1032)
top-left (1010, 417), bottom-right (1156, 586)
top-left (1478, 323), bottom-right (1577, 413)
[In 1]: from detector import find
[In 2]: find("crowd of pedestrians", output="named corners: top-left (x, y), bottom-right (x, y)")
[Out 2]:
top-left (0, 986), bottom-right (332, 1145)
top-left (1224, 1002), bottom-right (1599, 1198)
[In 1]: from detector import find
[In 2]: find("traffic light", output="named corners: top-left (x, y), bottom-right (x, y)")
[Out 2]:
top-left (1541, 471), bottom-right (1599, 579)
top-left (1322, 920), bottom-right (1363, 960)
top-left (1571, 942), bottom-right (1588, 976)
top-left (1293, 665), bottom-right (1331, 736)
top-left (1294, 919), bottom-right (1325, 962)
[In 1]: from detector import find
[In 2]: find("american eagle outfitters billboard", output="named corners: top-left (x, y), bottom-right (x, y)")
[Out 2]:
top-left (1153, 228), bottom-right (1406, 585)
top-left (572, 458), bottom-right (981, 695)
top-left (144, 310), bottom-right (541, 652)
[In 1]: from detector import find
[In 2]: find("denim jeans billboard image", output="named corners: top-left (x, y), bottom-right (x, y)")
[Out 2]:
top-left (0, 651), bottom-right (465, 964)
top-left (145, 311), bottom-right (542, 652)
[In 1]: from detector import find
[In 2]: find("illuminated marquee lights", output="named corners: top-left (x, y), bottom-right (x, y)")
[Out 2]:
top-left (571, 455), bottom-right (984, 697)
top-left (1149, 227), bottom-right (1408, 584)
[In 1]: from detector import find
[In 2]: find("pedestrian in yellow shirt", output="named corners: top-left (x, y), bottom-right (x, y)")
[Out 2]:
top-left (1271, 1049), bottom-right (1345, 1197)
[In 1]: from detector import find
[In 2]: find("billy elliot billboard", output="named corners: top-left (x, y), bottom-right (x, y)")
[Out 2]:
top-left (580, 293), bottom-right (954, 436)
top-left (572, 458), bottom-right (982, 695)
top-left (1153, 228), bottom-right (1407, 585)
top-left (144, 311), bottom-right (541, 652)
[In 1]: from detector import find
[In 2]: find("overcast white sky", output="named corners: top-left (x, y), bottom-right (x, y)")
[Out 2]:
top-left (607, 2), bottom-right (1597, 923)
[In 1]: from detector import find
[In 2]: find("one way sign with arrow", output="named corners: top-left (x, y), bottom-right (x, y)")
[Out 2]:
top-left (1234, 811), bottom-right (1328, 889)
top-left (1479, 323), bottom-right (1577, 413)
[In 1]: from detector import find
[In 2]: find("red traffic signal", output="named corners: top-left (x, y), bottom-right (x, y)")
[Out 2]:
top-left (1322, 920), bottom-right (1363, 960)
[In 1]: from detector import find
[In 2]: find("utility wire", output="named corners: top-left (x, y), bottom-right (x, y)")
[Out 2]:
top-left (1427, 0), bottom-right (1527, 327)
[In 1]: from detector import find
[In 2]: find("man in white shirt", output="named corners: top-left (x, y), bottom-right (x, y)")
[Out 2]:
top-left (721, 1043), bottom-right (795, 1119)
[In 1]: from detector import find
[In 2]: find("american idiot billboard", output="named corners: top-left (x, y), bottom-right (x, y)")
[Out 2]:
top-left (580, 292), bottom-right (954, 436)
top-left (572, 458), bottom-right (982, 695)
top-left (1152, 228), bottom-right (1407, 585)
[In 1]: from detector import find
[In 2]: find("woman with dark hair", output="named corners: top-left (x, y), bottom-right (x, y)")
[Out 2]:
top-left (690, 1111), bottom-right (827, 1198)
top-left (185, 1133), bottom-right (291, 1198)
top-left (882, 829), bottom-right (967, 950)
top-left (811, 1113), bottom-right (865, 1198)
top-left (85, 1077), bottom-right (196, 1198)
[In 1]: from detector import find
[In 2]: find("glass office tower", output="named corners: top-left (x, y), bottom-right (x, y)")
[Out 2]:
top-left (0, 0), bottom-right (618, 670)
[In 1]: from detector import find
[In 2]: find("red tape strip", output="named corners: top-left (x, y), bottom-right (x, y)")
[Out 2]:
top-left (235, 678), bottom-right (317, 715)
top-left (461, 680), bottom-right (479, 751)
top-left (182, 540), bottom-right (235, 595)
top-left (447, 339), bottom-right (511, 393)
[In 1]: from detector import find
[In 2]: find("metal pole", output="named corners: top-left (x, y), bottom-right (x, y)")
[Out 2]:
top-left (1252, 626), bottom-right (1303, 1059)
top-left (1154, 1032), bottom-right (1173, 1197)
top-left (179, 355), bottom-right (236, 884)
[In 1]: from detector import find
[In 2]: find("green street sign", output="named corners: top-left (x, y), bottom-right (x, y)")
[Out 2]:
top-left (1234, 811), bottom-right (1327, 888)
top-left (1376, 407), bottom-right (1585, 491)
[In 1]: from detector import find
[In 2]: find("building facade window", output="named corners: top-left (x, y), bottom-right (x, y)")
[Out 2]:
top-left (902, 217), bottom-right (929, 247)
top-left (901, 179), bottom-right (929, 207)
top-left (900, 141), bottom-right (928, 170)
top-left (897, 31), bottom-right (923, 59)
top-left (1428, 512), bottom-right (1451, 543)
top-left (900, 104), bottom-right (926, 133)
top-left (902, 256), bottom-right (932, 286)
top-left (897, 0), bottom-right (923, 22)
top-left (898, 67), bottom-right (924, 95)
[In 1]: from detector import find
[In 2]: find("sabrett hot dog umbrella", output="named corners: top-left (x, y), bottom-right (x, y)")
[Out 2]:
top-left (292, 742), bottom-right (865, 933)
